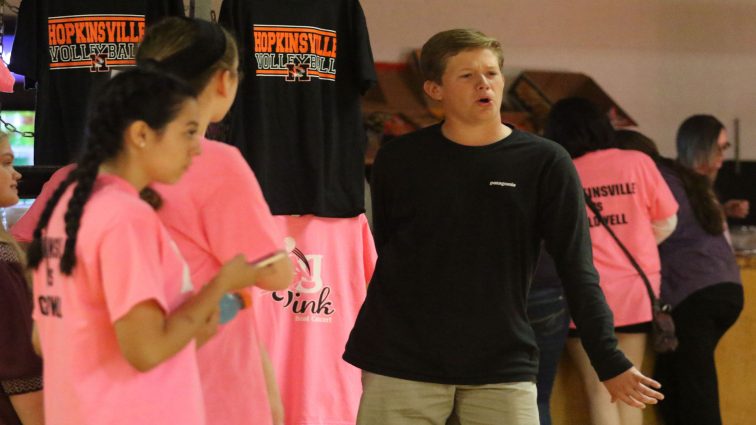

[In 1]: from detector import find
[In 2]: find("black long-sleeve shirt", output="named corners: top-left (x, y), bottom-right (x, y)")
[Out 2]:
top-left (344, 124), bottom-right (631, 384)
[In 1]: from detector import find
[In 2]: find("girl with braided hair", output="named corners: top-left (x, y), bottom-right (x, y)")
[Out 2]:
top-left (135, 17), bottom-right (293, 425)
top-left (27, 68), bottom-right (263, 425)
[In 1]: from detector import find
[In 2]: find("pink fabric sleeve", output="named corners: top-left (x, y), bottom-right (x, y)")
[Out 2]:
top-left (199, 149), bottom-right (283, 264)
top-left (98, 213), bottom-right (169, 322)
top-left (11, 164), bottom-right (76, 243)
top-left (639, 155), bottom-right (678, 221)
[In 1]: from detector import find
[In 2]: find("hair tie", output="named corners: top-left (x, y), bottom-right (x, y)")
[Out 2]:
top-left (137, 58), bottom-right (164, 72)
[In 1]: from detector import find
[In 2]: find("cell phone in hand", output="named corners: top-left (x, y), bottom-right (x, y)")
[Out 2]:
top-left (249, 251), bottom-right (287, 269)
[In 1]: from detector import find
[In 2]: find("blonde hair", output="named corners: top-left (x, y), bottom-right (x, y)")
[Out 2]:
top-left (0, 131), bottom-right (26, 267)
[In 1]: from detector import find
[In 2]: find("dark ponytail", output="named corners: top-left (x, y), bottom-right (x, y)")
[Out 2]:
top-left (27, 69), bottom-right (196, 274)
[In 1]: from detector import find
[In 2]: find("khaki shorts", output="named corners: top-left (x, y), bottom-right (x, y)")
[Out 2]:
top-left (357, 371), bottom-right (539, 425)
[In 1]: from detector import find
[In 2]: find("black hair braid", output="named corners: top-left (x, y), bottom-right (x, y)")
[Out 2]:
top-left (26, 173), bottom-right (78, 270)
top-left (58, 144), bottom-right (106, 274)
top-left (53, 83), bottom-right (130, 274)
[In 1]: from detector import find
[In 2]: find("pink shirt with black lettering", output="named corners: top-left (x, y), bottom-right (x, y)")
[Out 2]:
top-left (32, 173), bottom-right (205, 425)
top-left (154, 139), bottom-right (284, 425)
top-left (574, 149), bottom-right (678, 326)
top-left (254, 214), bottom-right (376, 425)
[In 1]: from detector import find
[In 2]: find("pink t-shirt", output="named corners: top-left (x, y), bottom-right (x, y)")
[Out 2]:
top-left (254, 214), bottom-right (376, 425)
top-left (153, 138), bottom-right (284, 425)
top-left (32, 173), bottom-right (205, 425)
top-left (11, 164), bottom-right (76, 243)
top-left (574, 149), bottom-right (678, 326)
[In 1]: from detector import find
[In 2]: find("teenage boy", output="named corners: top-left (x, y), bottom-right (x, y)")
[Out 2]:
top-left (343, 29), bottom-right (664, 424)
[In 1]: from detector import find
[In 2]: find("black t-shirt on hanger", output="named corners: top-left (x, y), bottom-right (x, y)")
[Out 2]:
top-left (9, 0), bottom-right (184, 165)
top-left (219, 0), bottom-right (376, 217)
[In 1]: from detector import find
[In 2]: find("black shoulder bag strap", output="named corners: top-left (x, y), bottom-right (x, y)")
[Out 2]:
top-left (584, 194), bottom-right (660, 311)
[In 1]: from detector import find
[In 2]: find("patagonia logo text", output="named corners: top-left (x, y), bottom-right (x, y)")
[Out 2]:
top-left (489, 181), bottom-right (516, 188)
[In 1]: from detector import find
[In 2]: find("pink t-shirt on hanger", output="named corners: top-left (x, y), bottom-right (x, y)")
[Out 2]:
top-left (574, 149), bottom-right (678, 326)
top-left (254, 214), bottom-right (377, 425)
top-left (32, 173), bottom-right (205, 425)
top-left (153, 138), bottom-right (285, 425)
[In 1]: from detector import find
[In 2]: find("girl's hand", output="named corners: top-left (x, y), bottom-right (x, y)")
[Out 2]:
top-left (216, 254), bottom-right (260, 292)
